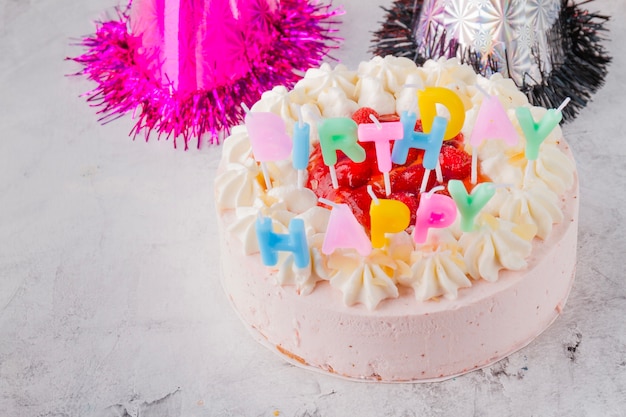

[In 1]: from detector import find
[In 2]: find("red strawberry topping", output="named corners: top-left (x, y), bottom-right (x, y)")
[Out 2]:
top-left (389, 192), bottom-right (420, 226)
top-left (351, 107), bottom-right (380, 125)
top-left (307, 116), bottom-right (476, 233)
top-left (439, 145), bottom-right (472, 180)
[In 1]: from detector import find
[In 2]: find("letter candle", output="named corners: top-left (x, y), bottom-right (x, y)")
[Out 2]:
top-left (448, 180), bottom-right (495, 232)
top-left (413, 186), bottom-right (457, 244)
top-left (243, 103), bottom-right (292, 190)
top-left (391, 111), bottom-right (448, 194)
top-left (418, 87), bottom-right (466, 141)
top-left (357, 114), bottom-right (404, 196)
top-left (368, 185), bottom-right (411, 249)
top-left (292, 106), bottom-right (311, 189)
top-left (516, 97), bottom-right (571, 181)
top-left (469, 87), bottom-right (519, 184)
top-left (418, 87), bottom-right (466, 185)
top-left (320, 198), bottom-right (372, 256)
top-left (255, 216), bottom-right (310, 269)
top-left (318, 117), bottom-right (366, 189)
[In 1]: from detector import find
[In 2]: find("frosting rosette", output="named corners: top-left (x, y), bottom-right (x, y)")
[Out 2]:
top-left (460, 214), bottom-right (536, 282)
top-left (357, 55), bottom-right (419, 94)
top-left (294, 63), bottom-right (357, 101)
top-left (327, 248), bottom-right (399, 310)
top-left (398, 230), bottom-right (471, 301)
top-left (498, 182), bottom-right (563, 240)
top-left (215, 57), bottom-right (578, 309)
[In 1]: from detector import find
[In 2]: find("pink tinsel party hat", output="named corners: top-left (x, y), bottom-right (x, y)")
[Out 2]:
top-left (70, 0), bottom-right (342, 149)
top-left (371, 0), bottom-right (611, 120)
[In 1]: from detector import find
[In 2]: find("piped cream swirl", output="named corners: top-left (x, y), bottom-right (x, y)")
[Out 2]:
top-left (460, 214), bottom-right (536, 281)
top-left (216, 57), bottom-right (577, 306)
top-left (398, 229), bottom-right (471, 301)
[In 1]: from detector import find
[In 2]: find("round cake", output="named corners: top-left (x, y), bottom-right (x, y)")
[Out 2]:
top-left (215, 56), bottom-right (579, 382)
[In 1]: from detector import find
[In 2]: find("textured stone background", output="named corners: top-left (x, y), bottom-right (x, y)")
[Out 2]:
top-left (0, 1), bottom-right (624, 416)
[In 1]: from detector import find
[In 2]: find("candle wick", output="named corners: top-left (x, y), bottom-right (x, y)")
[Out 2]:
top-left (297, 105), bottom-right (304, 128)
top-left (305, 108), bottom-right (322, 124)
top-left (556, 97), bottom-right (571, 113)
top-left (319, 198), bottom-right (339, 208)
top-left (369, 114), bottom-right (382, 130)
top-left (475, 83), bottom-right (490, 98)
top-left (425, 185), bottom-right (445, 198)
top-left (367, 185), bottom-right (380, 205)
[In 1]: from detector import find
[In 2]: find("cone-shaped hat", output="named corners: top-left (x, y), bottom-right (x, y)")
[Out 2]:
top-left (372, 0), bottom-right (610, 120)
top-left (70, 0), bottom-right (342, 149)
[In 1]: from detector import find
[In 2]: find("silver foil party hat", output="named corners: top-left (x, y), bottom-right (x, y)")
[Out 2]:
top-left (372, 0), bottom-right (611, 120)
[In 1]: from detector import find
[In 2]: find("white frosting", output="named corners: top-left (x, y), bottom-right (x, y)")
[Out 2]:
top-left (294, 63), bottom-right (357, 101)
top-left (220, 126), bottom-right (254, 164)
top-left (498, 181), bottom-right (563, 240)
top-left (317, 87), bottom-right (359, 118)
top-left (355, 76), bottom-right (396, 115)
top-left (471, 73), bottom-right (529, 109)
top-left (327, 249), bottom-right (399, 310)
top-left (215, 163), bottom-right (263, 210)
top-left (251, 86), bottom-right (296, 119)
top-left (215, 57), bottom-right (578, 307)
top-left (470, 106), bottom-right (574, 198)
top-left (398, 229), bottom-right (471, 301)
top-left (276, 234), bottom-right (327, 296)
top-left (357, 55), bottom-right (420, 94)
top-left (532, 142), bottom-right (576, 195)
top-left (395, 72), bottom-right (426, 116)
top-left (475, 138), bottom-right (525, 187)
top-left (267, 185), bottom-right (318, 214)
top-left (460, 214), bottom-right (535, 282)
top-left (421, 57), bottom-right (477, 92)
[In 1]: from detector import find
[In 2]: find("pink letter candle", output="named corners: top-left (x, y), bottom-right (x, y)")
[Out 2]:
top-left (413, 190), bottom-right (458, 244)
top-left (245, 111), bottom-right (293, 161)
top-left (358, 118), bottom-right (403, 196)
top-left (245, 110), bottom-right (292, 189)
top-left (469, 95), bottom-right (519, 183)
top-left (318, 117), bottom-right (366, 189)
top-left (321, 200), bottom-right (372, 256)
top-left (255, 216), bottom-right (310, 269)
top-left (470, 96), bottom-right (519, 148)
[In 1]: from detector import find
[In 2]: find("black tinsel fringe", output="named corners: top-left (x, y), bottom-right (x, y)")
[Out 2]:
top-left (370, 0), bottom-right (611, 121)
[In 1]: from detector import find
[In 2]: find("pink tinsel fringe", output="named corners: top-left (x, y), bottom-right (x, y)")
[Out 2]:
top-left (69, 2), bottom-right (342, 149)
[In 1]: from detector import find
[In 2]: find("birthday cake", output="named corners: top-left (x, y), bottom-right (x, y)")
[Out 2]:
top-left (215, 56), bottom-right (579, 382)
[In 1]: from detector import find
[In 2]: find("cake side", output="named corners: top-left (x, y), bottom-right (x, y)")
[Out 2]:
top-left (218, 148), bottom-right (578, 381)
top-left (214, 56), bottom-right (580, 382)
